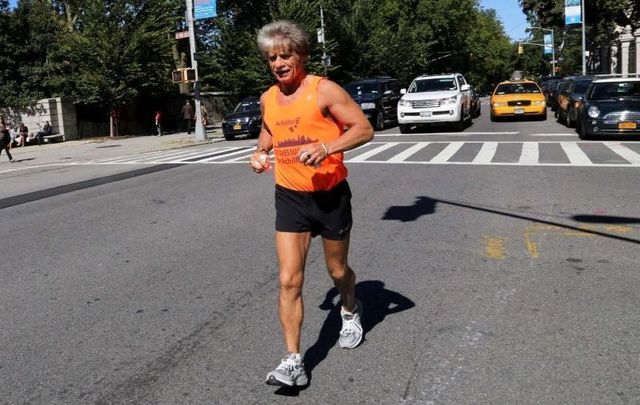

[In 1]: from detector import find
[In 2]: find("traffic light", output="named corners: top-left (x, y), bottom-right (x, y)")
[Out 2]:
top-left (517, 44), bottom-right (524, 55)
top-left (171, 68), bottom-right (196, 83)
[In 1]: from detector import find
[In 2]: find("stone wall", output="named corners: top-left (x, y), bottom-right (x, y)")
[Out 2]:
top-left (1, 97), bottom-right (78, 140)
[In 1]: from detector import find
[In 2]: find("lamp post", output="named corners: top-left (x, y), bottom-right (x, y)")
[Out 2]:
top-left (581, 0), bottom-right (586, 75)
top-left (528, 26), bottom-right (556, 76)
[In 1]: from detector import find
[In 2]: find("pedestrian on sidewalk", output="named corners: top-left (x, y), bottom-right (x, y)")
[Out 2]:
top-left (0, 122), bottom-right (16, 162)
top-left (154, 110), bottom-right (162, 136)
top-left (200, 104), bottom-right (209, 127)
top-left (250, 20), bottom-right (374, 388)
top-left (181, 100), bottom-right (193, 134)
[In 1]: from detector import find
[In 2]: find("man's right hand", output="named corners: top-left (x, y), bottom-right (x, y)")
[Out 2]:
top-left (250, 151), bottom-right (270, 173)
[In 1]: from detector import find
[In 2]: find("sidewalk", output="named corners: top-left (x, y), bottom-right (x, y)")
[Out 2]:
top-left (5, 126), bottom-right (226, 167)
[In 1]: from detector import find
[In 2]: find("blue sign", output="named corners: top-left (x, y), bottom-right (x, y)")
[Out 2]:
top-left (194, 0), bottom-right (216, 20)
top-left (544, 34), bottom-right (553, 55)
top-left (565, 0), bottom-right (581, 25)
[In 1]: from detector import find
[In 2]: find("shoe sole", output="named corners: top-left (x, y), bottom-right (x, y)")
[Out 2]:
top-left (265, 374), bottom-right (308, 387)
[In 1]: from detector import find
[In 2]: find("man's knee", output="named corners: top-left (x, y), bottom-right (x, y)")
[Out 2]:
top-left (327, 263), bottom-right (353, 282)
top-left (279, 270), bottom-right (303, 293)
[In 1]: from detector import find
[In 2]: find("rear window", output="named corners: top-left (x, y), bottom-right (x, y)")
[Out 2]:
top-left (494, 83), bottom-right (541, 95)
top-left (589, 81), bottom-right (640, 100)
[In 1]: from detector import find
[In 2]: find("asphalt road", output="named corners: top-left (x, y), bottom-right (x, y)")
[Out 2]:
top-left (1, 107), bottom-right (639, 404)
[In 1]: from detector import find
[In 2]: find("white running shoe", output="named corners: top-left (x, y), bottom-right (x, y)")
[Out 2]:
top-left (339, 299), bottom-right (363, 349)
top-left (265, 353), bottom-right (308, 387)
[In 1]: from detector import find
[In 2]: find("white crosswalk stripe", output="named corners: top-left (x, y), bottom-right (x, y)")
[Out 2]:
top-left (72, 141), bottom-right (640, 168)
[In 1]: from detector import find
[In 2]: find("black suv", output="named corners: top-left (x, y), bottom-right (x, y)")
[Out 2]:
top-left (343, 77), bottom-right (401, 130)
top-left (555, 76), bottom-right (594, 127)
top-left (221, 96), bottom-right (261, 140)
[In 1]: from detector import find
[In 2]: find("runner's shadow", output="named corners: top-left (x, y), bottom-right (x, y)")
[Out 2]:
top-left (382, 196), bottom-right (436, 222)
top-left (302, 280), bottom-right (414, 377)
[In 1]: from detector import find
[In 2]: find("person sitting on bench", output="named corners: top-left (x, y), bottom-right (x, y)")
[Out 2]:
top-left (17, 123), bottom-right (28, 147)
top-left (36, 121), bottom-right (52, 145)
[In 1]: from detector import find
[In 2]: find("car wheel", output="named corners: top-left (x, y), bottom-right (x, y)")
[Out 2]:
top-left (540, 109), bottom-right (547, 121)
top-left (375, 110), bottom-right (385, 131)
top-left (578, 119), bottom-right (591, 140)
top-left (566, 108), bottom-right (575, 127)
top-left (490, 111), bottom-right (498, 122)
top-left (399, 124), bottom-right (411, 134)
top-left (475, 104), bottom-right (481, 118)
top-left (224, 133), bottom-right (235, 141)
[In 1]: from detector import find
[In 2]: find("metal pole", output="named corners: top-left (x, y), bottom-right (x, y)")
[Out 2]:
top-left (320, 5), bottom-right (327, 76)
top-left (551, 29), bottom-right (556, 76)
top-left (186, 0), bottom-right (205, 141)
top-left (581, 0), bottom-right (586, 74)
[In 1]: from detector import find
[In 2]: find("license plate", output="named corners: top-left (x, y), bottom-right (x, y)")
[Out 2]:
top-left (514, 108), bottom-right (524, 114)
top-left (233, 124), bottom-right (241, 130)
top-left (619, 122), bottom-right (637, 129)
top-left (420, 111), bottom-right (432, 118)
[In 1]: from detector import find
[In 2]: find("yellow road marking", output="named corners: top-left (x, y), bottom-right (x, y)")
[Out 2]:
top-left (483, 236), bottom-right (505, 259)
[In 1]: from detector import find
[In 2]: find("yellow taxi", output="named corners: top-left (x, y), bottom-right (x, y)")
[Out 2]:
top-left (490, 79), bottom-right (547, 121)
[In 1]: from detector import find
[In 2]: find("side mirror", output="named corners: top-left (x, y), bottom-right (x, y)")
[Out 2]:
top-left (461, 84), bottom-right (471, 91)
top-left (400, 88), bottom-right (406, 94)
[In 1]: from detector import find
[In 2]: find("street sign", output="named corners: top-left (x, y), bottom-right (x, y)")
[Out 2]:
top-left (564, 0), bottom-right (581, 25)
top-left (175, 31), bottom-right (189, 40)
top-left (194, 0), bottom-right (216, 20)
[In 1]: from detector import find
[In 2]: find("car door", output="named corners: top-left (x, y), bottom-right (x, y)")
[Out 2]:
top-left (382, 80), bottom-right (400, 122)
top-left (457, 75), bottom-right (471, 115)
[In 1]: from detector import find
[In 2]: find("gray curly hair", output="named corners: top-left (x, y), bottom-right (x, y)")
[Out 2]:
top-left (257, 20), bottom-right (310, 60)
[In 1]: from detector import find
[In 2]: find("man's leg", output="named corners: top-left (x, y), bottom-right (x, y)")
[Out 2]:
top-left (323, 233), bottom-right (364, 349)
top-left (322, 234), bottom-right (356, 311)
top-left (275, 231), bottom-right (311, 353)
top-left (265, 231), bottom-right (311, 387)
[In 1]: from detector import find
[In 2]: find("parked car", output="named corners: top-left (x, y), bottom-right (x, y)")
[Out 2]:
top-left (343, 77), bottom-right (401, 130)
top-left (470, 86), bottom-right (482, 118)
top-left (577, 76), bottom-right (640, 140)
top-left (396, 73), bottom-right (472, 133)
top-left (555, 76), bottom-right (594, 127)
top-left (221, 96), bottom-right (261, 140)
top-left (541, 78), bottom-right (562, 110)
top-left (490, 79), bottom-right (546, 121)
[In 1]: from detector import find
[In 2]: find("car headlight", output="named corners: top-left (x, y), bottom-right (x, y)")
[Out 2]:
top-left (587, 106), bottom-right (600, 118)
top-left (493, 102), bottom-right (506, 107)
top-left (440, 96), bottom-right (457, 105)
top-left (360, 102), bottom-right (376, 109)
top-left (532, 100), bottom-right (546, 106)
top-left (398, 99), bottom-right (411, 107)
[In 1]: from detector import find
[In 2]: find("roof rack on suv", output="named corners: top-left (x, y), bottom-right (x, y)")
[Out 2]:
top-left (593, 73), bottom-right (640, 79)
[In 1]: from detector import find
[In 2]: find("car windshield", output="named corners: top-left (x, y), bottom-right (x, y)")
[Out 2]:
top-left (344, 82), bottom-right (381, 96)
top-left (233, 99), bottom-right (260, 113)
top-left (494, 83), bottom-right (541, 94)
top-left (573, 80), bottom-right (592, 93)
top-left (409, 78), bottom-right (457, 93)
top-left (589, 81), bottom-right (640, 100)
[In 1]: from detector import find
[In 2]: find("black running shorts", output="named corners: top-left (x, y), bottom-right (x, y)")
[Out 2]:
top-left (275, 180), bottom-right (353, 240)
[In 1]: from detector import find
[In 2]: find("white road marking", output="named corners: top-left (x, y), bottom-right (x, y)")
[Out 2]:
top-left (518, 142), bottom-right (539, 164)
top-left (375, 132), bottom-right (518, 137)
top-left (603, 142), bottom-right (640, 164)
top-left (387, 142), bottom-right (430, 162)
top-left (560, 142), bottom-right (593, 165)
top-left (349, 142), bottom-right (399, 161)
top-left (430, 142), bottom-right (464, 163)
top-left (472, 142), bottom-right (498, 164)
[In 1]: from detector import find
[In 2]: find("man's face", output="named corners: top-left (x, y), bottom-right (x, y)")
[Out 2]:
top-left (267, 45), bottom-right (304, 86)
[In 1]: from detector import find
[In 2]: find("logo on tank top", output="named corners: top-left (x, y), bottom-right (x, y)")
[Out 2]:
top-left (275, 117), bottom-right (301, 133)
top-left (275, 135), bottom-right (318, 148)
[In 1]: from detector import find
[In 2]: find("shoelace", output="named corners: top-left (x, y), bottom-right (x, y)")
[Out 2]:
top-left (277, 357), bottom-right (298, 374)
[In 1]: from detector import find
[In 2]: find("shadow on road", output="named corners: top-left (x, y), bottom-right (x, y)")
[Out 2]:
top-left (296, 280), bottom-right (414, 385)
top-left (382, 195), bottom-right (640, 245)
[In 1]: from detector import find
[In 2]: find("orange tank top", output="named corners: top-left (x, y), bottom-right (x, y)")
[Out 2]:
top-left (263, 75), bottom-right (347, 192)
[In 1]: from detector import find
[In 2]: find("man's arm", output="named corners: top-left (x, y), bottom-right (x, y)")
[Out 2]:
top-left (298, 79), bottom-right (373, 167)
top-left (250, 93), bottom-right (273, 173)
top-left (318, 79), bottom-right (374, 153)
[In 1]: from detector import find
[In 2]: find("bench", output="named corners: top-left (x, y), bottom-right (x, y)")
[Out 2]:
top-left (43, 133), bottom-right (65, 143)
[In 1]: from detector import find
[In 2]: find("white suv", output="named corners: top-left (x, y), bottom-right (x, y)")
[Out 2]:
top-left (397, 73), bottom-right (472, 133)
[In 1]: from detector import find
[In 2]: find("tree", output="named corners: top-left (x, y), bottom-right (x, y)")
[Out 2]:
top-left (60, 0), bottom-right (177, 136)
